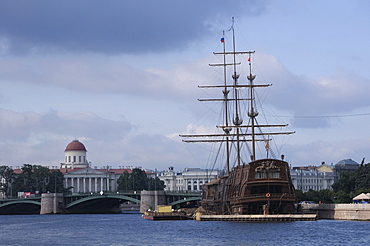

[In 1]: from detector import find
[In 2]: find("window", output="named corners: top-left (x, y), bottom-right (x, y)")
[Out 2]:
top-left (79, 156), bottom-right (81, 162)
top-left (269, 172), bottom-right (280, 178)
top-left (251, 185), bottom-right (282, 195)
top-left (255, 172), bottom-right (267, 179)
top-left (73, 156), bottom-right (76, 162)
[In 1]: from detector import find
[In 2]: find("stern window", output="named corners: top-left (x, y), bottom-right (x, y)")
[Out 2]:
top-left (255, 172), bottom-right (267, 179)
top-left (269, 172), bottom-right (280, 178)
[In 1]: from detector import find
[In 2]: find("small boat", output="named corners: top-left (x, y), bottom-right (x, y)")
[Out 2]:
top-left (142, 211), bottom-right (191, 220)
top-left (180, 18), bottom-right (297, 217)
top-left (142, 206), bottom-right (193, 220)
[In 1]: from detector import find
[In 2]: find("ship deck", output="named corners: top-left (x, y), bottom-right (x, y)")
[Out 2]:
top-left (196, 214), bottom-right (317, 222)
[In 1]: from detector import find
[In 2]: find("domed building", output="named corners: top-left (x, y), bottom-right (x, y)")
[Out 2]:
top-left (62, 139), bottom-right (89, 169)
top-left (60, 139), bottom-right (132, 194)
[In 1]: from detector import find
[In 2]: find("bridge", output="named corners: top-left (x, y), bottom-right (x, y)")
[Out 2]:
top-left (0, 197), bottom-right (42, 215)
top-left (0, 191), bottom-right (201, 215)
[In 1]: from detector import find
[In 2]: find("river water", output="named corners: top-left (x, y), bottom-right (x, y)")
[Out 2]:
top-left (0, 213), bottom-right (369, 245)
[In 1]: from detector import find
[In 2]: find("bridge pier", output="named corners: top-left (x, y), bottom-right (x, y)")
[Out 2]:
top-left (40, 193), bottom-right (65, 214)
top-left (140, 190), bottom-right (166, 213)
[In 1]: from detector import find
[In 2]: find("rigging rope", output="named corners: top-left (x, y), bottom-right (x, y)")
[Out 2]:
top-left (274, 112), bottom-right (370, 118)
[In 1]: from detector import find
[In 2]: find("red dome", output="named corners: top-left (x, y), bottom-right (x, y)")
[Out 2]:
top-left (65, 140), bottom-right (87, 152)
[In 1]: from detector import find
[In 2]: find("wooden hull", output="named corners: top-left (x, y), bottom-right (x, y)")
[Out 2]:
top-left (201, 159), bottom-right (296, 215)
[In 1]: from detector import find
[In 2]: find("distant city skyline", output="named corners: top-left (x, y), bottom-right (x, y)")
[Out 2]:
top-left (1, 1), bottom-right (370, 171)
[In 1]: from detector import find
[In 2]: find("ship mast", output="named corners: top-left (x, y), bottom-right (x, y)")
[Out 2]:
top-left (180, 18), bottom-right (295, 172)
top-left (247, 53), bottom-right (258, 161)
top-left (230, 17), bottom-right (242, 167)
top-left (221, 30), bottom-right (231, 173)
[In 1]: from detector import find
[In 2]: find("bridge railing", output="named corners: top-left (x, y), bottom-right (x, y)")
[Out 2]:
top-left (0, 196), bottom-right (41, 205)
top-left (64, 191), bottom-right (142, 205)
top-left (165, 190), bottom-right (202, 196)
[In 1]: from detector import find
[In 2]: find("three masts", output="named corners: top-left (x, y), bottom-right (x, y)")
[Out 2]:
top-left (180, 18), bottom-right (296, 215)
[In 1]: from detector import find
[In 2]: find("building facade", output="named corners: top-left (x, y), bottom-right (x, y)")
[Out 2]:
top-left (158, 167), bottom-right (222, 192)
top-left (60, 139), bottom-right (133, 194)
top-left (62, 167), bottom-right (127, 193)
top-left (290, 169), bottom-right (335, 192)
top-left (289, 159), bottom-right (359, 192)
top-left (62, 139), bottom-right (89, 169)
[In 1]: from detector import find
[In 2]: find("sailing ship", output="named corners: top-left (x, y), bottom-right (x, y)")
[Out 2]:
top-left (180, 18), bottom-right (296, 215)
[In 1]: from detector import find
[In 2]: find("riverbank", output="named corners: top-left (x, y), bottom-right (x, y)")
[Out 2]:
top-left (300, 203), bottom-right (370, 221)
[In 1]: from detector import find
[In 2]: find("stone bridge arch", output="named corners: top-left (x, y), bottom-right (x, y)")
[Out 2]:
top-left (0, 200), bottom-right (41, 214)
top-left (65, 194), bottom-right (140, 214)
top-left (169, 197), bottom-right (201, 207)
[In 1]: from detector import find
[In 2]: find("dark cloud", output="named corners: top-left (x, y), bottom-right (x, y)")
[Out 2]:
top-left (0, 0), bottom-right (268, 55)
top-left (0, 54), bottom-right (204, 101)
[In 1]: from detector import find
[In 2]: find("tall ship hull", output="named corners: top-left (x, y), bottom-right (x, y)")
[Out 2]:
top-left (181, 18), bottom-right (296, 215)
top-left (202, 158), bottom-right (296, 215)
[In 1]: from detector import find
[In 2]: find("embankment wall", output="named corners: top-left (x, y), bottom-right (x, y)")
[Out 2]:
top-left (301, 203), bottom-right (370, 221)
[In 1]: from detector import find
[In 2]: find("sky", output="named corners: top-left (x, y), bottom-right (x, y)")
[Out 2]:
top-left (1, 0), bottom-right (370, 171)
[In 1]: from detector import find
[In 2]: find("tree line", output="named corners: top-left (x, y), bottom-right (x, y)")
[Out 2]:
top-left (0, 164), bottom-right (65, 198)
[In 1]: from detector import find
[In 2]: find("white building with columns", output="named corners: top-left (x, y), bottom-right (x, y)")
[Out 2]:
top-left (60, 139), bottom-right (130, 194)
top-left (290, 169), bottom-right (335, 192)
top-left (158, 167), bottom-right (222, 192)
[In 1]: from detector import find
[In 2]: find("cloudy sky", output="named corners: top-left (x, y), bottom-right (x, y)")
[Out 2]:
top-left (1, 0), bottom-right (370, 171)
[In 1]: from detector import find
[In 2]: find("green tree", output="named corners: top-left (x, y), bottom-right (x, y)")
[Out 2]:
top-left (0, 166), bottom-right (14, 198)
top-left (47, 170), bottom-right (65, 193)
top-left (117, 168), bottom-right (165, 191)
top-left (355, 163), bottom-right (370, 191)
top-left (333, 190), bottom-right (352, 203)
top-left (304, 189), bottom-right (320, 202)
top-left (12, 164), bottom-right (35, 193)
top-left (148, 177), bottom-right (165, 191)
top-left (317, 189), bottom-right (334, 203)
top-left (11, 164), bottom-right (65, 196)
top-left (131, 168), bottom-right (148, 191)
top-left (295, 189), bottom-right (334, 203)
top-left (331, 163), bottom-right (370, 200)
top-left (117, 171), bottom-right (131, 191)
top-left (295, 189), bottom-right (305, 202)
top-left (33, 165), bottom-right (52, 193)
top-left (332, 171), bottom-right (356, 193)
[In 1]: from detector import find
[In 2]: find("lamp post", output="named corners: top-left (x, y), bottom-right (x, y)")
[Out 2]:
top-left (54, 171), bottom-right (57, 193)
